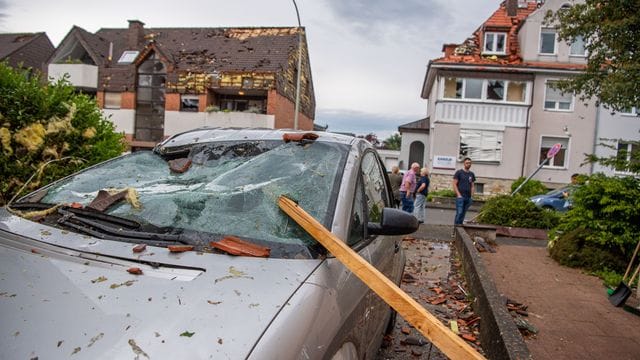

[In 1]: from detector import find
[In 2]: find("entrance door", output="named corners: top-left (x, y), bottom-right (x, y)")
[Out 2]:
top-left (409, 141), bottom-right (425, 167)
top-left (135, 52), bottom-right (166, 142)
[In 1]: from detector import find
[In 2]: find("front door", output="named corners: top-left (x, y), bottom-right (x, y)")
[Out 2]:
top-left (135, 52), bottom-right (166, 142)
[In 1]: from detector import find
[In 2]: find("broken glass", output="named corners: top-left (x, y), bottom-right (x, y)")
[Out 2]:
top-left (36, 140), bottom-right (349, 258)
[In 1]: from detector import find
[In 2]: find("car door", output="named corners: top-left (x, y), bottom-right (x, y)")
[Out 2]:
top-left (348, 150), bottom-right (403, 357)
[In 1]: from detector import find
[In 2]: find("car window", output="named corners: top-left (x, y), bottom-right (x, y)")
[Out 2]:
top-left (29, 140), bottom-right (349, 259)
top-left (361, 152), bottom-right (389, 223)
top-left (347, 177), bottom-right (366, 247)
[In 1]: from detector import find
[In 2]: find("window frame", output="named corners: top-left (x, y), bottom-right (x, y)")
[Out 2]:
top-left (539, 28), bottom-right (557, 55)
top-left (458, 129), bottom-right (504, 163)
top-left (483, 32), bottom-right (507, 55)
top-left (117, 50), bottom-right (140, 64)
top-left (544, 81), bottom-right (574, 112)
top-left (614, 141), bottom-right (639, 175)
top-left (104, 91), bottom-right (122, 109)
top-left (569, 35), bottom-right (587, 57)
top-left (539, 136), bottom-right (570, 168)
top-left (180, 95), bottom-right (200, 112)
top-left (620, 107), bottom-right (639, 116)
top-left (442, 77), bottom-right (530, 104)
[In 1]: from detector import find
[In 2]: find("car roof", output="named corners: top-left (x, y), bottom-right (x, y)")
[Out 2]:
top-left (156, 127), bottom-right (358, 151)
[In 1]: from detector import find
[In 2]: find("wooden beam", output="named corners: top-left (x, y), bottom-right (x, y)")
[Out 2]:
top-left (278, 196), bottom-right (485, 360)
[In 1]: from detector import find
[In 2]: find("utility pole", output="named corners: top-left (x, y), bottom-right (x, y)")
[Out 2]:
top-left (292, 0), bottom-right (302, 130)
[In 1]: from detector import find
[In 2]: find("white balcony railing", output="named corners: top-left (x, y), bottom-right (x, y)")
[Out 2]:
top-left (435, 101), bottom-right (528, 128)
top-left (164, 111), bottom-right (275, 136)
top-left (48, 63), bottom-right (98, 89)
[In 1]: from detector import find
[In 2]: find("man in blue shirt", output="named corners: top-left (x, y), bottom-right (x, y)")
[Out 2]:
top-left (453, 157), bottom-right (476, 226)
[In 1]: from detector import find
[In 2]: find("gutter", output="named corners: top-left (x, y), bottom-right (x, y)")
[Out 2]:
top-left (521, 79), bottom-right (535, 178)
top-left (429, 63), bottom-right (585, 76)
top-left (591, 103), bottom-right (601, 175)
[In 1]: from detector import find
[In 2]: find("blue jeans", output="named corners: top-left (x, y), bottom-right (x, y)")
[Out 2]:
top-left (413, 194), bottom-right (426, 222)
top-left (454, 196), bottom-right (472, 225)
top-left (401, 192), bottom-right (414, 213)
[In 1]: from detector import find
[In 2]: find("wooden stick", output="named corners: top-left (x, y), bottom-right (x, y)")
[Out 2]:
top-left (278, 196), bottom-right (485, 360)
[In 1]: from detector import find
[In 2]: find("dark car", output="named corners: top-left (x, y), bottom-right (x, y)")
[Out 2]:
top-left (529, 186), bottom-right (577, 212)
top-left (0, 128), bottom-right (417, 359)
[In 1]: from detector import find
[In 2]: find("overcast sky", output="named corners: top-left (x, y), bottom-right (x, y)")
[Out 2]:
top-left (0, 0), bottom-right (498, 140)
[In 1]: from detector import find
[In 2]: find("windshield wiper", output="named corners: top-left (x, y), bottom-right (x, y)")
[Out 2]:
top-left (57, 208), bottom-right (189, 245)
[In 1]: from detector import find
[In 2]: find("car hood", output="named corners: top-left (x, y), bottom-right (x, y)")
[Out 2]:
top-left (0, 210), bottom-right (321, 359)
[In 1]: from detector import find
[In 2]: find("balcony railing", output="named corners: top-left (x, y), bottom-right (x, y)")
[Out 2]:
top-left (435, 101), bottom-right (528, 127)
top-left (48, 63), bottom-right (98, 89)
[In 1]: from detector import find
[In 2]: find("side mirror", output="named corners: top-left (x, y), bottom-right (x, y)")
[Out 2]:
top-left (368, 207), bottom-right (419, 235)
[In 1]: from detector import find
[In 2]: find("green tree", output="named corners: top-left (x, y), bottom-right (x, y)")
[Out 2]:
top-left (383, 132), bottom-right (401, 150)
top-left (0, 62), bottom-right (126, 205)
top-left (545, 1), bottom-right (640, 111)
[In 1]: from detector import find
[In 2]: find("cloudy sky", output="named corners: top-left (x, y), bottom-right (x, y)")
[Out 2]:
top-left (0, 0), bottom-right (498, 140)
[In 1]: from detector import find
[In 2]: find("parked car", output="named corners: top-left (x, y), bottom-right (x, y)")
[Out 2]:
top-left (0, 128), bottom-right (417, 359)
top-left (529, 186), bottom-right (578, 212)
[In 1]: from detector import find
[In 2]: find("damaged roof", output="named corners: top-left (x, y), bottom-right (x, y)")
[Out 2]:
top-left (80, 26), bottom-right (301, 73)
top-left (398, 117), bottom-right (430, 134)
top-left (0, 33), bottom-right (54, 68)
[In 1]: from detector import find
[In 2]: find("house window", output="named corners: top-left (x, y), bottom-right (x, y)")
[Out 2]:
top-left (104, 92), bottom-right (121, 109)
top-left (615, 141), bottom-right (639, 173)
top-left (570, 36), bottom-right (586, 56)
top-left (118, 50), bottom-right (140, 64)
top-left (540, 28), bottom-right (557, 55)
top-left (464, 79), bottom-right (483, 99)
top-left (444, 77), bottom-right (463, 99)
top-left (484, 32), bottom-right (506, 54)
top-left (506, 81), bottom-right (527, 102)
top-left (474, 183), bottom-right (485, 195)
top-left (180, 95), bottom-right (199, 112)
top-left (539, 137), bottom-right (569, 167)
top-left (486, 80), bottom-right (505, 101)
top-left (459, 129), bottom-right (503, 162)
top-left (443, 77), bottom-right (529, 104)
top-left (544, 81), bottom-right (572, 111)
top-left (620, 107), bottom-right (638, 116)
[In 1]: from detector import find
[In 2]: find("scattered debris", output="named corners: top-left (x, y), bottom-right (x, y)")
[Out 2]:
top-left (57, 340), bottom-right (63, 347)
top-left (168, 158), bottom-right (192, 173)
top-left (91, 276), bottom-right (107, 284)
top-left (214, 266), bottom-right (254, 283)
top-left (473, 236), bottom-right (496, 253)
top-left (110, 280), bottom-right (136, 289)
top-left (127, 267), bottom-right (143, 275)
top-left (71, 347), bottom-right (81, 355)
top-left (210, 235), bottom-right (270, 257)
top-left (132, 244), bottom-right (147, 253)
top-left (282, 132), bottom-right (318, 143)
top-left (506, 298), bottom-right (538, 337)
top-left (180, 331), bottom-right (195, 337)
top-left (87, 333), bottom-right (104, 347)
top-left (207, 300), bottom-right (222, 305)
top-left (168, 245), bottom-right (194, 253)
top-left (128, 339), bottom-right (149, 359)
top-left (87, 189), bottom-right (127, 212)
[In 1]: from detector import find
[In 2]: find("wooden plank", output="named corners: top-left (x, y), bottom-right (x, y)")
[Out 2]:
top-left (278, 196), bottom-right (485, 360)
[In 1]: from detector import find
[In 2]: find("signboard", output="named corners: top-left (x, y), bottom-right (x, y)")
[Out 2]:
top-left (433, 155), bottom-right (456, 169)
top-left (546, 143), bottom-right (562, 159)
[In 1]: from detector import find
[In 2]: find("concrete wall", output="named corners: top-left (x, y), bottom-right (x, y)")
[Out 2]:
top-left (519, 0), bottom-right (588, 65)
top-left (593, 108), bottom-right (640, 175)
top-left (102, 109), bottom-right (135, 135)
top-left (525, 74), bottom-right (596, 183)
top-left (164, 111), bottom-right (275, 135)
top-left (399, 132), bottom-right (429, 171)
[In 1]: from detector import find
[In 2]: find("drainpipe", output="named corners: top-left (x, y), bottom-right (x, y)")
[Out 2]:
top-left (520, 80), bottom-right (535, 178)
top-left (591, 103), bottom-right (601, 175)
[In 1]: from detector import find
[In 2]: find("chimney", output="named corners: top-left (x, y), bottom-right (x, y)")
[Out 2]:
top-left (442, 44), bottom-right (457, 58)
top-left (506, 0), bottom-right (518, 17)
top-left (127, 20), bottom-right (145, 49)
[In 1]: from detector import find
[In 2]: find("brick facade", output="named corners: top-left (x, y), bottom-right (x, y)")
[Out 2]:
top-left (267, 89), bottom-right (313, 130)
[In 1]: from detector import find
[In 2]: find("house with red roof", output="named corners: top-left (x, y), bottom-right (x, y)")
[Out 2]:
top-left (46, 20), bottom-right (315, 149)
top-left (416, 0), bottom-right (604, 194)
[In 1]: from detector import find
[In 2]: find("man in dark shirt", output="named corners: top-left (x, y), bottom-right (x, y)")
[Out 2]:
top-left (453, 157), bottom-right (476, 226)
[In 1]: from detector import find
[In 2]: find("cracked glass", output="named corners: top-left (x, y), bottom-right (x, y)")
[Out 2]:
top-left (37, 140), bottom-right (349, 258)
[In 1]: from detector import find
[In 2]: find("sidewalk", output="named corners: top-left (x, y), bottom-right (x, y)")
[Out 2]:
top-left (481, 236), bottom-right (640, 359)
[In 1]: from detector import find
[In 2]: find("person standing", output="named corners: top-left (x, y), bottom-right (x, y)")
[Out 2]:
top-left (413, 167), bottom-right (430, 224)
top-left (453, 157), bottom-right (476, 226)
top-left (388, 166), bottom-right (403, 208)
top-left (400, 163), bottom-right (419, 213)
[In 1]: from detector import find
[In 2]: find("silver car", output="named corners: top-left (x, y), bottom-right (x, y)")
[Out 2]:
top-left (0, 129), bottom-right (416, 359)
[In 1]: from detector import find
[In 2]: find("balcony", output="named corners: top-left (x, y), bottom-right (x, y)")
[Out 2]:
top-left (435, 101), bottom-right (528, 128)
top-left (48, 63), bottom-right (98, 89)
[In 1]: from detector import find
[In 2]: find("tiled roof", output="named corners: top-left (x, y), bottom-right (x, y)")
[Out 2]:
top-left (0, 33), bottom-right (42, 59)
top-left (94, 27), bottom-right (299, 73)
top-left (431, 1), bottom-right (587, 71)
top-left (399, 117), bottom-right (430, 133)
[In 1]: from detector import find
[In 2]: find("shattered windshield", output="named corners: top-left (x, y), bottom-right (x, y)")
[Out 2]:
top-left (29, 140), bottom-right (349, 259)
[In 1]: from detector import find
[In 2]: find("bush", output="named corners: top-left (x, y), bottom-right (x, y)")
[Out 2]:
top-left (477, 194), bottom-right (560, 229)
top-left (548, 173), bottom-right (640, 272)
top-left (0, 63), bottom-right (125, 205)
top-left (510, 177), bottom-right (548, 197)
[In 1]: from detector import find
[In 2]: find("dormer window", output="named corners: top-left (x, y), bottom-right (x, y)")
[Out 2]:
top-left (483, 32), bottom-right (506, 54)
